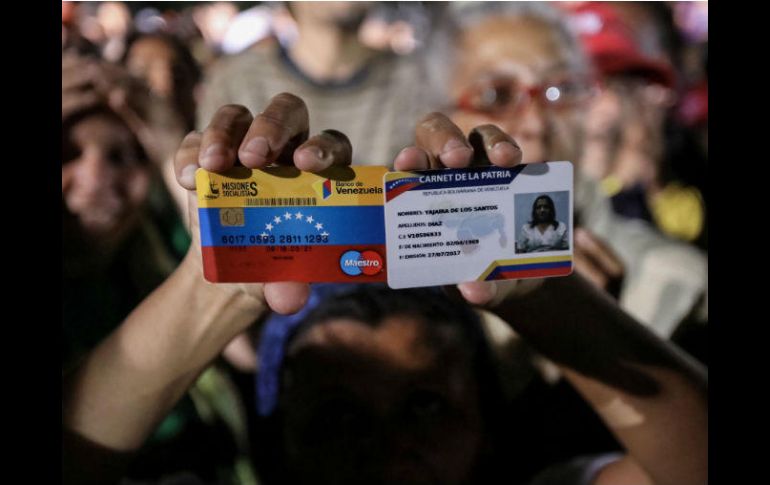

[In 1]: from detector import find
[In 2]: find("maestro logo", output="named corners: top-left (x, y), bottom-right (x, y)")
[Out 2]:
top-left (340, 250), bottom-right (383, 276)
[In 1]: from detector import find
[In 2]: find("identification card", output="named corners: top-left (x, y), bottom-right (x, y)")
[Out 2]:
top-left (383, 162), bottom-right (574, 289)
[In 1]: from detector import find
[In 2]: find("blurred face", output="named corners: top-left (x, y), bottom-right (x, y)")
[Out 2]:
top-left (533, 197), bottom-right (554, 223)
top-left (580, 86), bottom-right (623, 180)
top-left (280, 316), bottom-right (483, 485)
top-left (126, 37), bottom-right (179, 99)
top-left (451, 17), bottom-right (592, 163)
top-left (62, 113), bottom-right (150, 254)
top-left (580, 77), bottom-right (670, 184)
top-left (97, 1), bottom-right (131, 38)
top-left (125, 36), bottom-right (199, 131)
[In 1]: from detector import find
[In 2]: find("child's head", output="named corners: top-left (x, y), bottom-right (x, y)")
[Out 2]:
top-left (254, 285), bottom-right (525, 485)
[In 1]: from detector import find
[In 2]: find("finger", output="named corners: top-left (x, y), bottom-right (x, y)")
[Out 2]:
top-left (415, 112), bottom-right (474, 168)
top-left (574, 228), bottom-right (624, 278)
top-left (573, 248), bottom-right (608, 290)
top-left (62, 90), bottom-right (102, 120)
top-left (199, 104), bottom-right (254, 171)
top-left (174, 131), bottom-right (204, 190)
top-left (457, 281), bottom-right (498, 306)
top-left (467, 124), bottom-right (523, 167)
top-left (458, 279), bottom-right (542, 307)
top-left (61, 50), bottom-right (83, 69)
top-left (87, 62), bottom-right (131, 96)
top-left (263, 282), bottom-right (311, 315)
top-left (293, 129), bottom-right (353, 172)
top-left (393, 146), bottom-right (431, 171)
top-left (68, 61), bottom-right (124, 99)
top-left (62, 64), bottom-right (97, 92)
top-left (238, 92), bottom-right (310, 168)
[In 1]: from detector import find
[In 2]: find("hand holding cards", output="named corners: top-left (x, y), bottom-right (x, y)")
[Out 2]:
top-left (196, 162), bottom-right (573, 288)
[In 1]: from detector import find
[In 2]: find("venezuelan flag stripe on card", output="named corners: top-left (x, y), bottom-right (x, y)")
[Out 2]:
top-left (478, 255), bottom-right (573, 281)
top-left (196, 166), bottom-right (387, 283)
top-left (199, 206), bottom-right (385, 247)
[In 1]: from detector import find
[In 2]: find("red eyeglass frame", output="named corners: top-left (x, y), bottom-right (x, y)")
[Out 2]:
top-left (454, 75), bottom-right (601, 116)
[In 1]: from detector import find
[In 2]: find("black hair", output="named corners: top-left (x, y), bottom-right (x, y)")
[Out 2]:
top-left (529, 195), bottom-right (559, 229)
top-left (123, 31), bottom-right (202, 84)
top-left (122, 31), bottom-right (202, 131)
top-left (251, 285), bottom-right (545, 484)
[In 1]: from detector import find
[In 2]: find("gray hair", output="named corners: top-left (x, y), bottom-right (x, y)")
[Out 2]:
top-left (422, 1), bottom-right (590, 102)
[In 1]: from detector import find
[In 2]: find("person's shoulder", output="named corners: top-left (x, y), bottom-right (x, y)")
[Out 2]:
top-left (558, 221), bottom-right (568, 232)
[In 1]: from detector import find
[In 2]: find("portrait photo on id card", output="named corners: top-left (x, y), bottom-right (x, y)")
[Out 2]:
top-left (514, 191), bottom-right (570, 254)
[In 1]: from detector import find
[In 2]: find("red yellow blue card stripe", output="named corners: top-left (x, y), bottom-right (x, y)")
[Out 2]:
top-left (477, 255), bottom-right (573, 281)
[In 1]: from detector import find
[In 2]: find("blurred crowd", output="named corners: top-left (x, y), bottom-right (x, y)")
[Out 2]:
top-left (62, 2), bottom-right (708, 485)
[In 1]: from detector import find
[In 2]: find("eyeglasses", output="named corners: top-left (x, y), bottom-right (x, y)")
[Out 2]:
top-left (455, 75), bottom-right (598, 117)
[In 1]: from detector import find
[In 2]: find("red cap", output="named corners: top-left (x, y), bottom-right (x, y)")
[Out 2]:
top-left (566, 2), bottom-right (676, 88)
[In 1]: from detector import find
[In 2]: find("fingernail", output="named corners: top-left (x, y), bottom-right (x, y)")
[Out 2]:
top-left (442, 138), bottom-right (471, 154)
top-left (394, 147), bottom-right (428, 171)
top-left (491, 141), bottom-right (520, 162)
top-left (200, 143), bottom-right (228, 167)
top-left (396, 146), bottom-right (418, 161)
top-left (306, 146), bottom-right (325, 160)
top-left (458, 281), bottom-right (497, 305)
top-left (243, 137), bottom-right (270, 157)
top-left (295, 146), bottom-right (326, 171)
top-left (441, 138), bottom-right (473, 167)
top-left (239, 137), bottom-right (270, 166)
top-left (397, 146), bottom-right (414, 157)
top-left (180, 165), bottom-right (198, 188)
